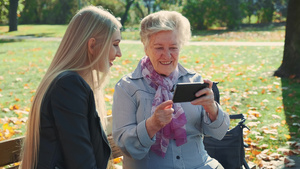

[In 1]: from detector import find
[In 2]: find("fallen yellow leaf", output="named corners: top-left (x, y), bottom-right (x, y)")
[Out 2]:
top-left (113, 157), bottom-right (123, 164)
top-left (107, 110), bottom-right (112, 116)
top-left (284, 134), bottom-right (291, 140)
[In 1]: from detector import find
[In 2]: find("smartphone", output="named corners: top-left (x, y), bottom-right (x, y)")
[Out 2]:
top-left (172, 82), bottom-right (209, 103)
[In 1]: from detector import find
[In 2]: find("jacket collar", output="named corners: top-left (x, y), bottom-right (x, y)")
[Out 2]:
top-left (128, 57), bottom-right (196, 80)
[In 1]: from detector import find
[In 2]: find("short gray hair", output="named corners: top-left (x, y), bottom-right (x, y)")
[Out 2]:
top-left (140, 10), bottom-right (191, 48)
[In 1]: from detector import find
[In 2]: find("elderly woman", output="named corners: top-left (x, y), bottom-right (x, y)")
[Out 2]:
top-left (112, 11), bottom-right (229, 169)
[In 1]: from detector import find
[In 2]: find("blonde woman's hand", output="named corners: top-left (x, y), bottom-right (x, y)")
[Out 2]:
top-left (191, 79), bottom-right (218, 121)
top-left (146, 100), bottom-right (174, 138)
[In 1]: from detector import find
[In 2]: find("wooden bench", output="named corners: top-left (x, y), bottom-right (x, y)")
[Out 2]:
top-left (0, 136), bottom-right (23, 169)
top-left (0, 135), bottom-right (123, 168)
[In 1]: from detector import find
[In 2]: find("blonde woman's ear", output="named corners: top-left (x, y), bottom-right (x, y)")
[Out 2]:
top-left (88, 38), bottom-right (96, 56)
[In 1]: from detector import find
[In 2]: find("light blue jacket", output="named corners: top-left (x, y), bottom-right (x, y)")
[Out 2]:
top-left (112, 60), bottom-right (230, 169)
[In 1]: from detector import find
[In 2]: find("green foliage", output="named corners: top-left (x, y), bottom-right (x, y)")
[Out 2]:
top-left (94, 0), bottom-right (146, 28)
top-left (0, 0), bottom-right (9, 24)
top-left (241, 0), bottom-right (288, 24)
top-left (19, 0), bottom-right (78, 24)
top-left (182, 0), bottom-right (244, 30)
top-left (240, 0), bottom-right (255, 24)
top-left (0, 0), bottom-right (24, 24)
top-left (93, 0), bottom-right (125, 18)
top-left (222, 0), bottom-right (244, 29)
top-left (154, 0), bottom-right (183, 12)
top-left (17, 0), bottom-right (144, 26)
top-left (1, 0), bottom-right (289, 30)
top-left (182, 0), bottom-right (288, 30)
top-left (182, 0), bottom-right (207, 30)
top-left (127, 0), bottom-right (147, 26)
top-left (256, 0), bottom-right (275, 23)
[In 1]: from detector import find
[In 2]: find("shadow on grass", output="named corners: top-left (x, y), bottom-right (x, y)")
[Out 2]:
top-left (192, 22), bottom-right (286, 37)
top-left (0, 39), bottom-right (25, 43)
top-left (0, 32), bottom-right (58, 43)
top-left (281, 78), bottom-right (300, 138)
top-left (18, 32), bottom-right (56, 37)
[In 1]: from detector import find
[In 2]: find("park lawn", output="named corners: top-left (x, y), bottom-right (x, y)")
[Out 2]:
top-left (0, 24), bottom-right (286, 42)
top-left (0, 38), bottom-right (299, 166)
top-left (0, 25), bottom-right (67, 38)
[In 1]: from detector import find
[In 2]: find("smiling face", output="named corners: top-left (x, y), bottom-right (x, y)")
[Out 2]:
top-left (109, 29), bottom-right (122, 67)
top-left (145, 31), bottom-right (180, 76)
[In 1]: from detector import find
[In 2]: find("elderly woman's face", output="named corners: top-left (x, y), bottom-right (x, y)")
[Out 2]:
top-left (145, 31), bottom-right (180, 76)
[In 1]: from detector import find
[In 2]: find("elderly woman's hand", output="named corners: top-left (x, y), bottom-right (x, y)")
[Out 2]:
top-left (145, 100), bottom-right (174, 138)
top-left (191, 79), bottom-right (218, 121)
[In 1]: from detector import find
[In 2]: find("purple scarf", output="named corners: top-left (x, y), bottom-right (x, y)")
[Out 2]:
top-left (141, 56), bottom-right (187, 157)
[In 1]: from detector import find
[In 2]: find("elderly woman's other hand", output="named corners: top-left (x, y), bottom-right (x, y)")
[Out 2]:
top-left (146, 100), bottom-right (174, 138)
top-left (191, 79), bottom-right (218, 121)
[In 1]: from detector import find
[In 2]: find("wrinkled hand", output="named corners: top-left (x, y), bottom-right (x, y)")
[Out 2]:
top-left (191, 79), bottom-right (218, 121)
top-left (146, 100), bottom-right (174, 138)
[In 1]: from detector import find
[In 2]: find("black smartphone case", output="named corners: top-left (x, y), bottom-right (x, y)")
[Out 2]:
top-left (172, 82), bottom-right (209, 103)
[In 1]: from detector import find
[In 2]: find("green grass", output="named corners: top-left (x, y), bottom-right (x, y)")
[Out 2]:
top-left (0, 40), bottom-right (60, 137)
top-left (191, 24), bottom-right (286, 42)
top-left (1, 40), bottom-right (297, 135)
top-left (0, 40), bottom-right (59, 109)
top-left (0, 25), bottom-right (67, 37)
top-left (1, 25), bottom-right (299, 166)
top-left (0, 24), bottom-right (286, 42)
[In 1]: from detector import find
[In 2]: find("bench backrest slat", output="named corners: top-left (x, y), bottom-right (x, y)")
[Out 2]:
top-left (0, 136), bottom-right (23, 167)
top-left (0, 135), bottom-right (122, 168)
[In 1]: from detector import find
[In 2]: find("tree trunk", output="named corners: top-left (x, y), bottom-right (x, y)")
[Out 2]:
top-left (274, 0), bottom-right (300, 79)
top-left (121, 0), bottom-right (135, 27)
top-left (9, 0), bottom-right (19, 32)
top-left (135, 2), bottom-right (145, 19)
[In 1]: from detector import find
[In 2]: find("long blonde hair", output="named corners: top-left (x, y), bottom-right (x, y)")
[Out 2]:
top-left (20, 6), bottom-right (121, 169)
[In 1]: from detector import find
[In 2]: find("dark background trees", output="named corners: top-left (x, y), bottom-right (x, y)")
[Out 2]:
top-left (19, 0), bottom-right (78, 24)
top-left (2, 0), bottom-right (288, 31)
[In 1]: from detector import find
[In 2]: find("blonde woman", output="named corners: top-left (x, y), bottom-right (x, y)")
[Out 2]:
top-left (20, 6), bottom-right (122, 169)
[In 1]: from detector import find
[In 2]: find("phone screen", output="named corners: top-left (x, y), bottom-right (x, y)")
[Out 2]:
top-left (172, 82), bottom-right (209, 103)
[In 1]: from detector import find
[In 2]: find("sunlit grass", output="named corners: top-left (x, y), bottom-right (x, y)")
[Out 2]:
top-left (0, 25), bottom-right (67, 37)
top-left (0, 24), bottom-right (286, 42)
top-left (0, 40), bottom-right (289, 135)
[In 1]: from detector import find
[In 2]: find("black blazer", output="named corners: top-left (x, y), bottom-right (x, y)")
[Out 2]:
top-left (37, 71), bottom-right (111, 169)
